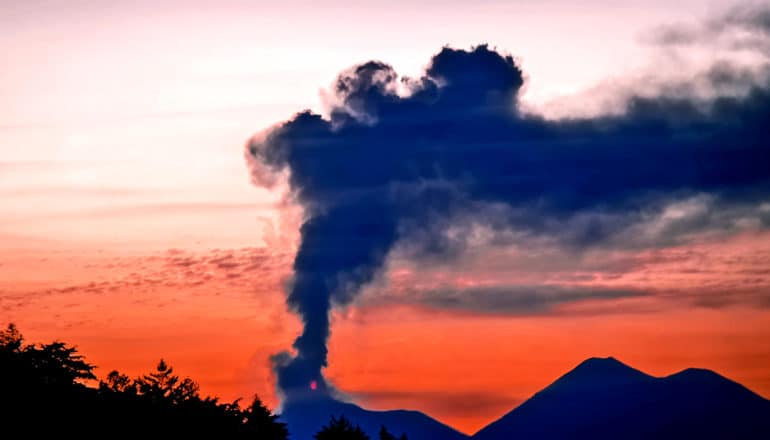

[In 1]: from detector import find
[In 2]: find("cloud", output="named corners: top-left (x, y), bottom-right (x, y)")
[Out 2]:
top-left (0, 247), bottom-right (293, 312)
top-left (355, 227), bottom-right (770, 316)
top-left (373, 284), bottom-right (648, 316)
top-left (649, 3), bottom-right (770, 53)
top-left (540, 4), bottom-right (770, 119)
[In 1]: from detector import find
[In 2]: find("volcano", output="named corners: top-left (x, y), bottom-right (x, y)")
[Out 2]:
top-left (473, 357), bottom-right (770, 440)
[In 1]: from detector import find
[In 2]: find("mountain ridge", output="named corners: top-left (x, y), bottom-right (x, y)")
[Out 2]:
top-left (280, 393), bottom-right (469, 440)
top-left (280, 357), bottom-right (770, 440)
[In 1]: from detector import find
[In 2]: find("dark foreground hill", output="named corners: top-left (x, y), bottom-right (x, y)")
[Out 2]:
top-left (473, 357), bottom-right (770, 440)
top-left (280, 394), bottom-right (469, 440)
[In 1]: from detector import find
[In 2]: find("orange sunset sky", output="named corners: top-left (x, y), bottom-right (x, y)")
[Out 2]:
top-left (2, 0), bottom-right (770, 434)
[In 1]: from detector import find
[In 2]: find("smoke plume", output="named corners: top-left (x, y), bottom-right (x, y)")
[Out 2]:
top-left (247, 41), bottom-right (770, 398)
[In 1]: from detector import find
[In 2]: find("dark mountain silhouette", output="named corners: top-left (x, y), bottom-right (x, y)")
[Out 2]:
top-left (279, 394), bottom-right (469, 440)
top-left (5, 324), bottom-right (769, 439)
top-left (473, 357), bottom-right (770, 440)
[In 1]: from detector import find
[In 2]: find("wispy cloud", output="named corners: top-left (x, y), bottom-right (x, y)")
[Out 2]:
top-left (0, 247), bottom-right (293, 312)
top-left (368, 284), bottom-right (648, 316)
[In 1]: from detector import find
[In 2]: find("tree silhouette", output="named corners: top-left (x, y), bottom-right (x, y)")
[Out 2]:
top-left (379, 426), bottom-right (397, 440)
top-left (135, 358), bottom-right (199, 404)
top-left (244, 395), bottom-right (290, 439)
top-left (26, 341), bottom-right (96, 385)
top-left (0, 323), bottom-right (22, 351)
top-left (100, 370), bottom-right (135, 394)
top-left (379, 425), bottom-right (408, 440)
top-left (0, 323), bottom-right (24, 380)
top-left (315, 415), bottom-right (370, 440)
top-left (1, 322), bottom-right (94, 388)
top-left (2, 323), bottom-right (288, 439)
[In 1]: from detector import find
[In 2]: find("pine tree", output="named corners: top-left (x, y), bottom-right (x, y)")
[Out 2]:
top-left (315, 415), bottom-right (369, 440)
top-left (244, 395), bottom-right (289, 439)
top-left (136, 359), bottom-right (199, 404)
top-left (379, 426), bottom-right (397, 440)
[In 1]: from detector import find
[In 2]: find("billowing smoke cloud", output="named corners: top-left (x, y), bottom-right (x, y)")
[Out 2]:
top-left (247, 40), bottom-right (770, 398)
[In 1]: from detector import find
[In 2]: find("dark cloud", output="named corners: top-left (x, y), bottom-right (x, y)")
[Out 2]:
top-left (247, 40), bottom-right (770, 397)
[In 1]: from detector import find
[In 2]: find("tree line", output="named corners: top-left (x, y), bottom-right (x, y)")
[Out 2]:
top-left (0, 323), bottom-right (406, 439)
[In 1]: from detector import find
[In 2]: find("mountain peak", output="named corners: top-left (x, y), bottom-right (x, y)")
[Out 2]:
top-left (572, 356), bottom-right (638, 374)
top-left (546, 357), bottom-right (651, 392)
top-left (578, 356), bottom-right (624, 367)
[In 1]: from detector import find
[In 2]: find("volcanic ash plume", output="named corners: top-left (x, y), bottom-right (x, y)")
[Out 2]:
top-left (246, 43), bottom-right (770, 400)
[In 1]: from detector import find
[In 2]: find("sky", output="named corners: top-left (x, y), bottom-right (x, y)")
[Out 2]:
top-left (2, 0), bottom-right (770, 434)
